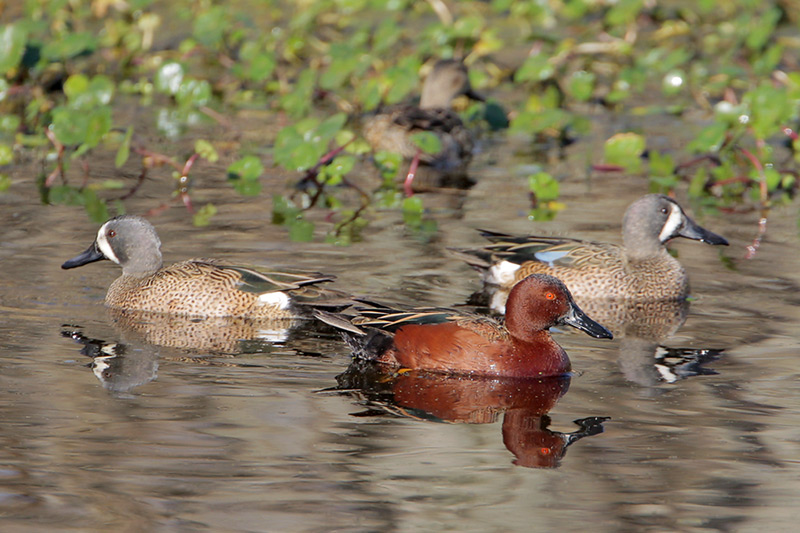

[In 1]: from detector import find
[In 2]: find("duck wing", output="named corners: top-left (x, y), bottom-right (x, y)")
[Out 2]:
top-left (454, 230), bottom-right (621, 270)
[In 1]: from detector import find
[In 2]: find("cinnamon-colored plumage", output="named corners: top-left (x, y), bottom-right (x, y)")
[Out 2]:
top-left (316, 274), bottom-right (612, 378)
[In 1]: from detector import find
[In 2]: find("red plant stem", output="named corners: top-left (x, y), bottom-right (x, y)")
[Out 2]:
top-left (744, 215), bottom-right (768, 260)
top-left (738, 147), bottom-right (768, 204)
top-left (591, 164), bottom-right (625, 172)
top-left (44, 129), bottom-right (65, 187)
top-left (404, 150), bottom-right (421, 197)
top-left (181, 153), bottom-right (200, 176)
top-left (132, 147), bottom-right (182, 171)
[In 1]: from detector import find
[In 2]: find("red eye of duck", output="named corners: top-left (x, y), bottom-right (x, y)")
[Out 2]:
top-left (540, 447), bottom-right (552, 456)
top-left (108, 230), bottom-right (116, 238)
top-left (545, 292), bottom-right (556, 300)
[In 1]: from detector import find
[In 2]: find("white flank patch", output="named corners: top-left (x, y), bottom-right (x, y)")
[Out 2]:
top-left (257, 291), bottom-right (291, 310)
top-left (658, 203), bottom-right (683, 242)
top-left (96, 223), bottom-right (121, 264)
top-left (486, 260), bottom-right (521, 285)
top-left (256, 329), bottom-right (290, 343)
top-left (489, 290), bottom-right (508, 314)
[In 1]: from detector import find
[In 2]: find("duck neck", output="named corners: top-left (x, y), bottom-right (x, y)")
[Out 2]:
top-left (120, 252), bottom-right (162, 278)
top-left (622, 227), bottom-right (668, 261)
top-left (420, 86), bottom-right (452, 109)
top-left (510, 333), bottom-right (571, 376)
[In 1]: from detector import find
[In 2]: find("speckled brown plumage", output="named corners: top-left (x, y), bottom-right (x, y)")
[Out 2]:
top-left (452, 195), bottom-right (728, 307)
top-left (509, 241), bottom-right (688, 301)
top-left (62, 216), bottom-right (347, 318)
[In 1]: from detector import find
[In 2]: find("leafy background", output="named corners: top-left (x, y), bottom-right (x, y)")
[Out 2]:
top-left (2, 0), bottom-right (799, 245)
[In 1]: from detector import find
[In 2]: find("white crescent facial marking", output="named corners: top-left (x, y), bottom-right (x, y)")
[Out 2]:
top-left (658, 203), bottom-right (684, 243)
top-left (257, 291), bottom-right (291, 310)
top-left (486, 260), bottom-right (520, 285)
top-left (95, 222), bottom-right (121, 264)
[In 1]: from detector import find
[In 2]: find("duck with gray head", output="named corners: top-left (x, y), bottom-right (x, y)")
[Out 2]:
top-left (452, 194), bottom-right (729, 312)
top-left (62, 215), bottom-right (349, 318)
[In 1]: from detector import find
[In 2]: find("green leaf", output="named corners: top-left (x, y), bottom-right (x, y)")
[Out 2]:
top-left (687, 122), bottom-right (727, 153)
top-left (515, 54), bottom-right (554, 83)
top-left (115, 127), bottom-right (133, 168)
top-left (0, 174), bottom-right (10, 192)
top-left (409, 131), bottom-right (442, 155)
top-left (227, 155), bottom-right (264, 196)
top-left (528, 172), bottom-right (559, 201)
top-left (374, 151), bottom-right (402, 182)
top-left (83, 107), bottom-right (112, 148)
top-left (0, 143), bottom-right (12, 165)
top-left (192, 6), bottom-right (227, 48)
top-left (568, 70), bottom-right (595, 102)
top-left (64, 74), bottom-right (90, 102)
top-left (51, 107), bottom-right (89, 145)
top-left (316, 113), bottom-right (348, 143)
top-left (195, 139), bottom-right (218, 162)
top-left (99, 180), bottom-right (125, 190)
top-left (288, 218), bottom-right (315, 242)
top-left (0, 113), bottom-right (20, 133)
top-left (41, 32), bottom-right (97, 60)
top-left (746, 7), bottom-right (781, 51)
top-left (604, 132), bottom-right (646, 173)
top-left (606, 0), bottom-right (644, 26)
top-left (83, 189), bottom-right (109, 223)
top-left (175, 79), bottom-right (211, 108)
top-left (402, 195), bottom-right (424, 214)
top-left (0, 24), bottom-right (27, 75)
top-left (49, 185), bottom-right (84, 206)
top-left (326, 155), bottom-right (355, 177)
top-left (193, 203), bottom-right (217, 227)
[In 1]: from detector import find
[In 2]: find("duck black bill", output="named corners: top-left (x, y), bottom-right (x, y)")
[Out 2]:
top-left (678, 217), bottom-right (729, 246)
top-left (561, 304), bottom-right (614, 340)
top-left (61, 243), bottom-right (105, 269)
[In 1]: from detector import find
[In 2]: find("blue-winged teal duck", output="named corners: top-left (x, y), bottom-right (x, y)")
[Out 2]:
top-left (363, 59), bottom-right (483, 177)
top-left (62, 215), bottom-right (347, 318)
top-left (453, 194), bottom-right (728, 310)
top-left (315, 274), bottom-right (612, 378)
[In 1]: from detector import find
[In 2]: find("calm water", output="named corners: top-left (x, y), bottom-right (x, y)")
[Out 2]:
top-left (2, 130), bottom-right (800, 532)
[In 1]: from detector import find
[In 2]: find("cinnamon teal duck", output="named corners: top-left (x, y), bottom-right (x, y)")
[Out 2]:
top-left (315, 274), bottom-right (612, 378)
top-left (452, 194), bottom-right (728, 312)
top-left (62, 215), bottom-right (347, 318)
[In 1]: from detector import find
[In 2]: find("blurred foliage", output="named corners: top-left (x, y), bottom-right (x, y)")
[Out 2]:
top-left (2, 0), bottom-right (800, 234)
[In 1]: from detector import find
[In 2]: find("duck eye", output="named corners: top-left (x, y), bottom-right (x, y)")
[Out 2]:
top-left (108, 230), bottom-right (116, 238)
top-left (660, 207), bottom-right (668, 215)
top-left (545, 292), bottom-right (556, 300)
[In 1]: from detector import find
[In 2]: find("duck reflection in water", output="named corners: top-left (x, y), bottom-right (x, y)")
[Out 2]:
top-left (62, 326), bottom-right (159, 397)
top-left (333, 366), bottom-right (609, 468)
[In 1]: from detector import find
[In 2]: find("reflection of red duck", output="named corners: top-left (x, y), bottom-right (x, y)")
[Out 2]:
top-left (389, 372), bottom-right (570, 422)
top-left (317, 274), bottom-right (612, 378)
top-left (336, 367), bottom-right (609, 468)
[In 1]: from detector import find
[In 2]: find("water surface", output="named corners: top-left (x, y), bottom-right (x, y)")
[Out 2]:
top-left (2, 131), bottom-right (800, 532)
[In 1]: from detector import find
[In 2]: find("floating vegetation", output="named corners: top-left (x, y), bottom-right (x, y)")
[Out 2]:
top-left (2, 0), bottom-right (800, 249)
